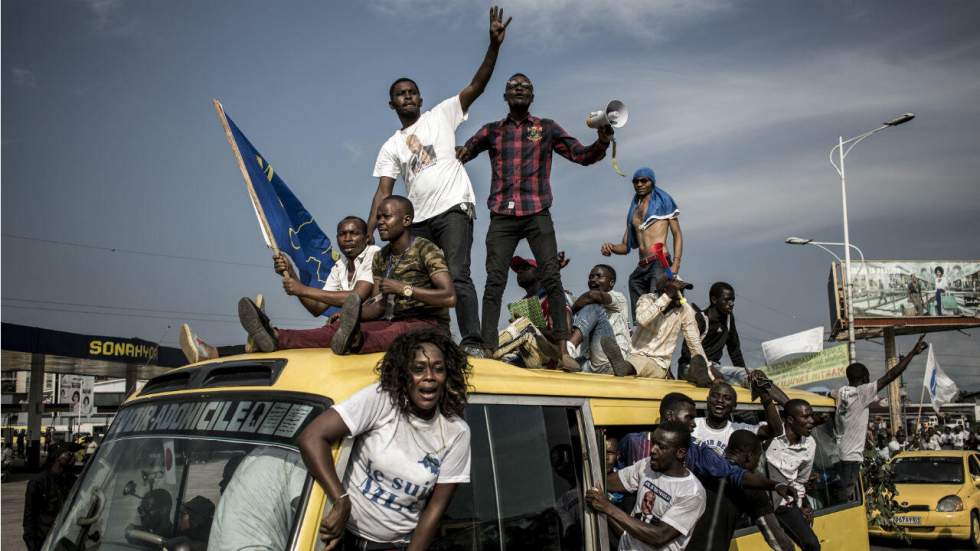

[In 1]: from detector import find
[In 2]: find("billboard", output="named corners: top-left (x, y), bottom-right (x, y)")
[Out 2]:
top-left (829, 260), bottom-right (980, 340)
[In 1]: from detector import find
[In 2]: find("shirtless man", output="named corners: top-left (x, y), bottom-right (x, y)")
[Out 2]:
top-left (601, 167), bottom-right (682, 314)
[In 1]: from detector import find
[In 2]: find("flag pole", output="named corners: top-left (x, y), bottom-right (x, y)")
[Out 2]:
top-left (914, 379), bottom-right (926, 436)
top-left (212, 98), bottom-right (279, 256)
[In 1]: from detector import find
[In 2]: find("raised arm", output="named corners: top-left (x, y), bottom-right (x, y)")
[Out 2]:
top-left (457, 125), bottom-right (492, 164)
top-left (668, 218), bottom-right (683, 274)
top-left (877, 335), bottom-right (928, 392)
top-left (458, 6), bottom-right (510, 113)
top-left (365, 177), bottom-right (395, 241)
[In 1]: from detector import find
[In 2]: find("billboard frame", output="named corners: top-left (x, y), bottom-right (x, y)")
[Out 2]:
top-left (828, 260), bottom-right (980, 341)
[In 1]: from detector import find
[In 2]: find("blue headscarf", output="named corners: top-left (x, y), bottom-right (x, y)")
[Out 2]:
top-left (625, 167), bottom-right (679, 251)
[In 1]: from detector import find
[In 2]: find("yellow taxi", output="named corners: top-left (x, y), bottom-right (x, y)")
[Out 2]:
top-left (869, 450), bottom-right (980, 547)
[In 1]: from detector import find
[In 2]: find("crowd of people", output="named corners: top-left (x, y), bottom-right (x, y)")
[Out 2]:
top-left (9, 5), bottom-right (952, 551)
top-left (171, 6), bottom-right (952, 551)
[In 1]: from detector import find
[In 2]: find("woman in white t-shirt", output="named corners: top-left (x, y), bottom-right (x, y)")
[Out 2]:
top-left (297, 329), bottom-right (472, 550)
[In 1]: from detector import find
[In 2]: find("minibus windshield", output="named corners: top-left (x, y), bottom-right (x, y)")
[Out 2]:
top-left (45, 395), bottom-right (324, 551)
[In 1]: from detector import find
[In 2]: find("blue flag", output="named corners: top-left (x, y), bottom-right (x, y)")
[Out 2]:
top-left (219, 105), bottom-right (338, 301)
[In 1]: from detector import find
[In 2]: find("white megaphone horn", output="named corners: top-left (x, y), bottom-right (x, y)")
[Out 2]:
top-left (586, 100), bottom-right (628, 129)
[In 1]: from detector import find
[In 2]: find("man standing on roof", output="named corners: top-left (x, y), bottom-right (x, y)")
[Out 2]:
top-left (601, 167), bottom-right (683, 314)
top-left (457, 72), bottom-right (613, 367)
top-left (833, 334), bottom-right (927, 498)
top-left (366, 7), bottom-right (512, 357)
top-left (239, 196), bottom-right (456, 355)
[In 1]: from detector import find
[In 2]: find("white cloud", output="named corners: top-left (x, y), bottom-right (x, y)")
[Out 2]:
top-left (11, 67), bottom-right (37, 88)
top-left (80, 0), bottom-right (131, 33)
top-left (341, 139), bottom-right (364, 162)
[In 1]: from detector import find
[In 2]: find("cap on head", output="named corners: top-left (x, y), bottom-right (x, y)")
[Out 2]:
top-left (632, 167), bottom-right (656, 183)
top-left (510, 256), bottom-right (538, 272)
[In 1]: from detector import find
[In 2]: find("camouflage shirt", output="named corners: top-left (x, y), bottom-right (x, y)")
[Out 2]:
top-left (372, 237), bottom-right (451, 326)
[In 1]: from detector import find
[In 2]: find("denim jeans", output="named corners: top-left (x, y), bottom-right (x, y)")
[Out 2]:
top-left (572, 303), bottom-right (616, 373)
top-left (627, 255), bottom-right (671, 316)
top-left (482, 210), bottom-right (568, 349)
top-left (411, 204), bottom-right (482, 348)
top-left (712, 363), bottom-right (750, 387)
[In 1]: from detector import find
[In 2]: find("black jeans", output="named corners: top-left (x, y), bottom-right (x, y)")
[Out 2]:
top-left (411, 204), bottom-right (482, 348)
top-left (627, 255), bottom-right (671, 316)
top-left (774, 506), bottom-right (821, 551)
top-left (482, 210), bottom-right (568, 349)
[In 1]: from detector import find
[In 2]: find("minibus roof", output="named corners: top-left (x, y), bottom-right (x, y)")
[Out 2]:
top-left (128, 349), bottom-right (836, 419)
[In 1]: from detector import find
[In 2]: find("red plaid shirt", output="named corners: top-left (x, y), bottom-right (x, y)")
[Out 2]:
top-left (460, 114), bottom-right (609, 216)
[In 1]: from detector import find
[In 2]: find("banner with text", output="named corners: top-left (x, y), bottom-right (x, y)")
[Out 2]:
top-left (762, 345), bottom-right (849, 388)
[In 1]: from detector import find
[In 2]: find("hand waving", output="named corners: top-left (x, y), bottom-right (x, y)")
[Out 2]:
top-left (489, 6), bottom-right (512, 46)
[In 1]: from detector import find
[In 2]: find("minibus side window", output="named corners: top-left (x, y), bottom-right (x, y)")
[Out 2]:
top-left (432, 404), bottom-right (588, 551)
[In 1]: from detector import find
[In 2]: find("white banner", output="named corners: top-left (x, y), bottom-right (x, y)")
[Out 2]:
top-left (762, 327), bottom-right (824, 365)
top-left (924, 344), bottom-right (958, 413)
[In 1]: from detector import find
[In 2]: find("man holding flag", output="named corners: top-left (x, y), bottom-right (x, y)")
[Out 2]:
top-left (832, 334), bottom-right (928, 499)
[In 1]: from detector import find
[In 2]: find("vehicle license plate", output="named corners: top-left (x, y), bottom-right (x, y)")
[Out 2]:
top-left (895, 515), bottom-right (922, 525)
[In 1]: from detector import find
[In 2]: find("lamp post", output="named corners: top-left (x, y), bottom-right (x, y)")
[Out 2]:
top-left (784, 237), bottom-right (866, 358)
top-left (827, 113), bottom-right (914, 362)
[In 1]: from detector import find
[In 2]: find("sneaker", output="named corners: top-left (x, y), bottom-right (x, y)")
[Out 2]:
top-left (238, 297), bottom-right (277, 352)
top-left (245, 294), bottom-right (266, 353)
top-left (179, 323), bottom-right (218, 364)
top-left (331, 293), bottom-right (362, 355)
top-left (461, 344), bottom-right (486, 358)
top-left (685, 355), bottom-right (713, 387)
top-left (600, 336), bottom-right (633, 377)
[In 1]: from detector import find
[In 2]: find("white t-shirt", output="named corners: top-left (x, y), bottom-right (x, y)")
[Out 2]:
top-left (616, 458), bottom-right (706, 551)
top-left (334, 383), bottom-right (471, 543)
top-left (373, 96), bottom-right (476, 223)
top-left (887, 439), bottom-right (906, 453)
top-left (954, 431), bottom-right (967, 449)
top-left (208, 447), bottom-right (308, 551)
top-left (691, 417), bottom-right (760, 456)
top-left (324, 245), bottom-right (380, 291)
top-left (833, 382), bottom-right (878, 462)
top-left (927, 434), bottom-right (942, 451)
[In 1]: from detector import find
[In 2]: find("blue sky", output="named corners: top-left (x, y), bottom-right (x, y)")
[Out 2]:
top-left (3, 0), bottom-right (979, 390)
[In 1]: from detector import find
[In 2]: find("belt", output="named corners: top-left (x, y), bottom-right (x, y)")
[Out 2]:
top-left (638, 251), bottom-right (671, 268)
top-left (343, 532), bottom-right (407, 551)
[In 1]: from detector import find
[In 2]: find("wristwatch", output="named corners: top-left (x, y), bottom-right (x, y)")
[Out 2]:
top-left (402, 285), bottom-right (414, 298)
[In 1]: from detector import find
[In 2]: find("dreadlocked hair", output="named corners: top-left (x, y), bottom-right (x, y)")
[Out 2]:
top-left (374, 328), bottom-right (472, 418)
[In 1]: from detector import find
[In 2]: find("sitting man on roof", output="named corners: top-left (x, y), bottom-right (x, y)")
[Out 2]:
top-left (274, 215), bottom-right (380, 318)
top-left (602, 275), bottom-right (711, 383)
top-left (568, 263), bottom-right (632, 375)
top-left (495, 254), bottom-right (576, 370)
top-left (238, 195), bottom-right (456, 355)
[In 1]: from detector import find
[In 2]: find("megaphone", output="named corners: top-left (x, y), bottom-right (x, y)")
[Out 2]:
top-left (586, 100), bottom-right (628, 129)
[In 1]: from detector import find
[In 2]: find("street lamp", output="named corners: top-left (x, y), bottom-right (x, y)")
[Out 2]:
top-left (785, 237), bottom-right (867, 358)
top-left (828, 113), bottom-right (914, 362)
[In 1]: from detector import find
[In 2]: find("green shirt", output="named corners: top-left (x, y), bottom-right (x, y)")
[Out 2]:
top-left (372, 237), bottom-right (450, 326)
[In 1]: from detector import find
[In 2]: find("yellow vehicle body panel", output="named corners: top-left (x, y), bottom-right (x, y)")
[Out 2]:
top-left (868, 450), bottom-right (980, 543)
top-left (125, 349), bottom-right (849, 550)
